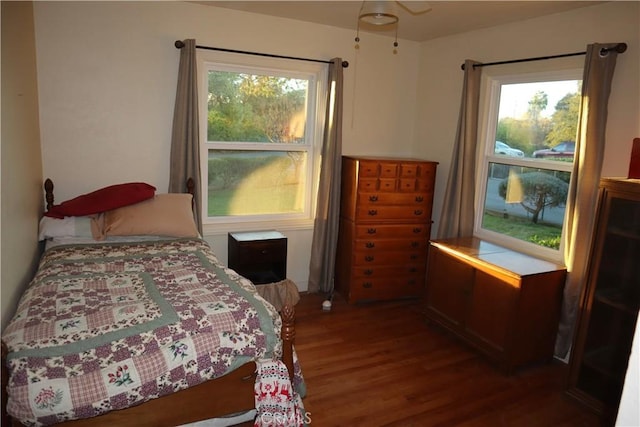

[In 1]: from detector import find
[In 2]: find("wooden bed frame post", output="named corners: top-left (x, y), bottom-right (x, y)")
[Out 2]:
top-left (281, 305), bottom-right (296, 383)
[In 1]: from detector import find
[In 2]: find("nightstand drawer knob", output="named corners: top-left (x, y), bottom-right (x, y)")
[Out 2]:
top-left (414, 209), bottom-right (423, 216)
top-left (368, 209), bottom-right (378, 216)
top-left (367, 228), bottom-right (377, 234)
top-left (365, 255), bottom-right (374, 262)
top-left (369, 195), bottom-right (379, 202)
top-left (364, 269), bottom-right (373, 275)
top-left (363, 282), bottom-right (373, 288)
top-left (365, 242), bottom-right (375, 249)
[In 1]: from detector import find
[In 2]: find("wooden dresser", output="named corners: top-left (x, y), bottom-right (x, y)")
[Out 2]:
top-left (424, 237), bottom-right (566, 373)
top-left (335, 156), bottom-right (438, 304)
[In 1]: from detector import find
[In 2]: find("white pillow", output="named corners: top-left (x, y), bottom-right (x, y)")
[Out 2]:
top-left (38, 216), bottom-right (95, 241)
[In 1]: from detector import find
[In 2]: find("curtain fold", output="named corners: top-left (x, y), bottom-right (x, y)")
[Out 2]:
top-left (308, 58), bottom-right (344, 294)
top-left (555, 43), bottom-right (621, 359)
top-left (169, 39), bottom-right (202, 233)
top-left (436, 60), bottom-right (482, 239)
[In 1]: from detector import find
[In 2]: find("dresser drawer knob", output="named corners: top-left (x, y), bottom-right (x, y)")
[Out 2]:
top-left (413, 227), bottom-right (422, 234)
top-left (409, 267), bottom-right (417, 273)
top-left (363, 282), bottom-right (373, 289)
top-left (365, 242), bottom-right (376, 249)
top-left (365, 255), bottom-right (374, 262)
top-left (415, 196), bottom-right (424, 202)
top-left (414, 209), bottom-right (423, 216)
top-left (367, 228), bottom-right (377, 234)
top-left (364, 269), bottom-right (373, 275)
top-left (410, 254), bottom-right (418, 260)
top-left (411, 241), bottom-right (419, 248)
top-left (369, 195), bottom-right (379, 202)
top-left (368, 209), bottom-right (378, 216)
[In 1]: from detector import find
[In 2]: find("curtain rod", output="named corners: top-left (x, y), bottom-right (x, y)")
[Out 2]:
top-left (460, 43), bottom-right (627, 70)
top-left (175, 40), bottom-right (349, 68)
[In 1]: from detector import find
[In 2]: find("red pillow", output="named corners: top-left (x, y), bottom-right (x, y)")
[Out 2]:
top-left (45, 182), bottom-right (156, 218)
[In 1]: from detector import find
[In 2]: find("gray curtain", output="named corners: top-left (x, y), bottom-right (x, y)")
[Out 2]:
top-left (436, 60), bottom-right (482, 239)
top-left (169, 39), bottom-right (202, 233)
top-left (555, 43), bottom-right (621, 359)
top-left (308, 58), bottom-right (344, 294)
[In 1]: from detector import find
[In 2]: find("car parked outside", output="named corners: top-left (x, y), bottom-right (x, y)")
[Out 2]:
top-left (533, 141), bottom-right (575, 159)
top-left (495, 141), bottom-right (524, 157)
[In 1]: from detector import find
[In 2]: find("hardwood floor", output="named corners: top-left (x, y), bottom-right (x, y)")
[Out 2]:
top-left (292, 292), bottom-right (600, 427)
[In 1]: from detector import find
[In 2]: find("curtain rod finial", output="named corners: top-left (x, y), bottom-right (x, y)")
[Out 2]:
top-left (615, 43), bottom-right (627, 53)
top-left (174, 40), bottom-right (185, 49)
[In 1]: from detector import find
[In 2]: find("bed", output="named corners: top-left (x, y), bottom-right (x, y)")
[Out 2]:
top-left (1, 179), bottom-right (304, 427)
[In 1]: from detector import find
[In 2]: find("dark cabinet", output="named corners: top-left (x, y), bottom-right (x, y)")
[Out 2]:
top-left (228, 230), bottom-right (287, 285)
top-left (567, 178), bottom-right (640, 424)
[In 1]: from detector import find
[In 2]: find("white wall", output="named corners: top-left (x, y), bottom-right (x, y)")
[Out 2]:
top-left (415, 1), bottom-right (640, 235)
top-left (32, 1), bottom-right (421, 292)
top-left (1, 1), bottom-right (44, 329)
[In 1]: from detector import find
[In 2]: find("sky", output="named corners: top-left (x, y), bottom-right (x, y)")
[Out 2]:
top-left (498, 80), bottom-right (580, 119)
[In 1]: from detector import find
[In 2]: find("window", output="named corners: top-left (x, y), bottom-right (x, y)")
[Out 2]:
top-left (475, 71), bottom-right (582, 261)
top-left (198, 54), bottom-right (327, 229)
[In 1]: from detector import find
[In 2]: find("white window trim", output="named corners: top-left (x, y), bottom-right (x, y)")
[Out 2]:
top-left (196, 51), bottom-right (328, 236)
top-left (474, 68), bottom-right (582, 262)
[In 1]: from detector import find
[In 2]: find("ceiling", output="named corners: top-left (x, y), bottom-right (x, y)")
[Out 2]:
top-left (194, 1), bottom-right (606, 42)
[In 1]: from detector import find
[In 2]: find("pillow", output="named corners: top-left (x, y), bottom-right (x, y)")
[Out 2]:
top-left (103, 193), bottom-right (199, 238)
top-left (45, 182), bottom-right (156, 219)
top-left (38, 216), bottom-right (95, 241)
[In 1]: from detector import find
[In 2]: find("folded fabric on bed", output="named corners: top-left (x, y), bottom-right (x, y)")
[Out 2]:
top-left (45, 182), bottom-right (156, 219)
top-left (2, 238), bottom-right (289, 427)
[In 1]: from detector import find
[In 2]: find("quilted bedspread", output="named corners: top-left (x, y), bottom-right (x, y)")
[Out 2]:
top-left (2, 238), bottom-right (291, 426)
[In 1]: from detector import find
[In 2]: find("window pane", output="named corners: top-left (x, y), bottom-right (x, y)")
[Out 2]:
top-left (207, 70), bottom-right (308, 144)
top-left (496, 81), bottom-right (580, 163)
top-left (482, 163), bottom-right (570, 249)
top-left (207, 150), bottom-right (307, 217)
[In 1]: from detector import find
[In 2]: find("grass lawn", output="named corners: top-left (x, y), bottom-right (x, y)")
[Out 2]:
top-left (207, 184), bottom-right (301, 216)
top-left (482, 212), bottom-right (562, 249)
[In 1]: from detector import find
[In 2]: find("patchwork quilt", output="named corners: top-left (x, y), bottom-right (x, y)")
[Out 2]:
top-left (2, 238), bottom-right (299, 426)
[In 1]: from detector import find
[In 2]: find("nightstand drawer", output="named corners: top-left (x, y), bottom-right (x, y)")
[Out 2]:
top-left (228, 230), bottom-right (287, 285)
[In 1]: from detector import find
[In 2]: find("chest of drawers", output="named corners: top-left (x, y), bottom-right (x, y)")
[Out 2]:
top-left (335, 156), bottom-right (438, 303)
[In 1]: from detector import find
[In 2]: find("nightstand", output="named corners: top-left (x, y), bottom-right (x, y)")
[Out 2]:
top-left (228, 230), bottom-right (287, 285)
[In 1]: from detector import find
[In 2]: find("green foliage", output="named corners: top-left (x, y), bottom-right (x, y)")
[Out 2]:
top-left (498, 171), bottom-right (569, 224)
top-left (497, 85), bottom-right (580, 155)
top-left (528, 234), bottom-right (561, 249)
top-left (545, 91), bottom-right (581, 147)
top-left (207, 71), bottom-right (306, 143)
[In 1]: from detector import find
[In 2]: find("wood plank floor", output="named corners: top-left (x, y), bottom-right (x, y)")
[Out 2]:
top-left (292, 292), bottom-right (600, 427)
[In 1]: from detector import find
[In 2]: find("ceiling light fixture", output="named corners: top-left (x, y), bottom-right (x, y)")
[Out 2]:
top-left (354, 1), bottom-right (400, 54)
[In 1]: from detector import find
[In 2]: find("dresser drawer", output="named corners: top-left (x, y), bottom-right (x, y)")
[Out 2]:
top-left (356, 205), bottom-right (433, 222)
top-left (358, 161), bottom-right (380, 177)
top-left (348, 276), bottom-right (424, 301)
top-left (357, 192), bottom-right (432, 207)
top-left (351, 249), bottom-right (427, 266)
top-left (352, 263), bottom-right (426, 278)
top-left (355, 223), bottom-right (430, 239)
top-left (353, 238), bottom-right (428, 252)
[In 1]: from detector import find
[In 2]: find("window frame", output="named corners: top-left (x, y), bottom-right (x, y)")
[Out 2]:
top-left (474, 68), bottom-right (583, 262)
top-left (197, 51), bottom-right (328, 235)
